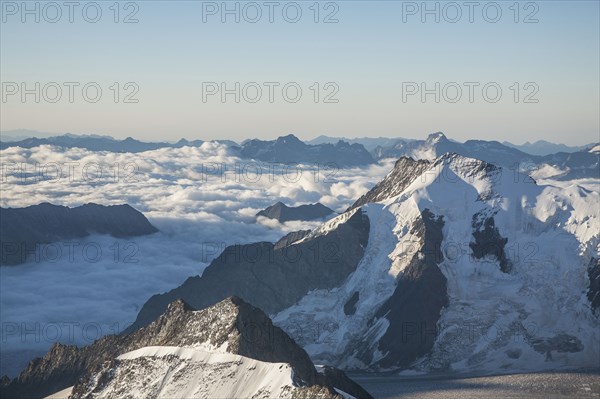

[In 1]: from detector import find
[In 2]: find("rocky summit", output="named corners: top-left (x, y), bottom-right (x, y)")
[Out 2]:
top-left (257, 201), bottom-right (335, 222)
top-left (1, 297), bottom-right (373, 399)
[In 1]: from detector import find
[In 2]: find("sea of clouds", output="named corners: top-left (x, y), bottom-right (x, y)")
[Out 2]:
top-left (0, 142), bottom-right (393, 377)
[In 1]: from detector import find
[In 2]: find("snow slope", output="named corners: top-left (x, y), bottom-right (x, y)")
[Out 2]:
top-left (25, 297), bottom-right (372, 399)
top-left (80, 346), bottom-right (300, 399)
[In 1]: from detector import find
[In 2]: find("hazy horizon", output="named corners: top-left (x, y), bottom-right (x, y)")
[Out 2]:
top-left (0, 128), bottom-right (597, 147)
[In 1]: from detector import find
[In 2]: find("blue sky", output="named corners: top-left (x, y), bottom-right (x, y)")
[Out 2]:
top-left (1, 0), bottom-right (599, 144)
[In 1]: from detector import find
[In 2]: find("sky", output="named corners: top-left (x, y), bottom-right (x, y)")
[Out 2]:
top-left (1, 0), bottom-right (599, 144)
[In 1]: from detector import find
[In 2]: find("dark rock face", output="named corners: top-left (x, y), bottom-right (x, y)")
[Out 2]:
top-left (368, 209), bottom-right (448, 369)
top-left (2, 298), bottom-right (373, 399)
top-left (240, 134), bottom-right (375, 167)
top-left (274, 230), bottom-right (312, 250)
top-left (317, 366), bottom-right (374, 399)
top-left (470, 214), bottom-right (512, 273)
top-left (344, 291), bottom-right (360, 316)
top-left (587, 257), bottom-right (600, 313)
top-left (257, 202), bottom-right (335, 223)
top-left (349, 157), bottom-right (431, 211)
top-left (529, 334), bottom-right (584, 355)
top-left (128, 208), bottom-right (370, 332)
top-left (0, 375), bottom-right (9, 386)
top-left (0, 203), bottom-right (158, 265)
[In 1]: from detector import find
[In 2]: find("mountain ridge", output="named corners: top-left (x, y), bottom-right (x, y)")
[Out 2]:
top-left (257, 201), bottom-right (335, 222)
top-left (0, 203), bottom-right (158, 265)
top-left (1, 297), bottom-right (373, 399)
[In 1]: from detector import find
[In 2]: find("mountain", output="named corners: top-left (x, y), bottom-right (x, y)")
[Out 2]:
top-left (4, 132), bottom-right (596, 180)
top-left (127, 208), bottom-right (369, 330)
top-left (372, 132), bottom-right (533, 166)
top-left (240, 134), bottom-right (375, 167)
top-left (535, 147), bottom-right (600, 180)
top-left (0, 129), bottom-right (57, 142)
top-left (0, 203), bottom-right (158, 265)
top-left (0, 135), bottom-right (206, 152)
top-left (129, 153), bottom-right (599, 374)
top-left (257, 202), bottom-right (335, 222)
top-left (349, 157), bottom-right (431, 210)
top-left (1, 297), bottom-right (373, 399)
top-left (503, 140), bottom-right (594, 156)
top-left (307, 135), bottom-right (409, 151)
top-left (277, 154), bottom-right (599, 372)
top-left (372, 132), bottom-right (599, 180)
top-left (307, 135), bottom-right (593, 156)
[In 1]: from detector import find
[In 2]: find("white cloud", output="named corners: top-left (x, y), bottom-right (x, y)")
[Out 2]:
top-left (0, 143), bottom-right (391, 377)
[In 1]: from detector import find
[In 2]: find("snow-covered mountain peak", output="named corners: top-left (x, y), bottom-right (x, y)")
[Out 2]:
top-left (350, 157), bottom-right (431, 210)
top-left (426, 131), bottom-right (448, 144)
top-left (276, 153), bottom-right (599, 373)
top-left (352, 153), bottom-right (522, 214)
top-left (12, 297), bottom-right (374, 398)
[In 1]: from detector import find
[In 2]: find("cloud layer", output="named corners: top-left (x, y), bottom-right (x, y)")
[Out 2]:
top-left (0, 143), bottom-right (392, 377)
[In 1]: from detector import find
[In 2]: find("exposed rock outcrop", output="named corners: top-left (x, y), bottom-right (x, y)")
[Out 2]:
top-left (128, 208), bottom-right (370, 331)
top-left (0, 203), bottom-right (157, 265)
top-left (257, 201), bottom-right (335, 223)
top-left (349, 157), bottom-right (430, 211)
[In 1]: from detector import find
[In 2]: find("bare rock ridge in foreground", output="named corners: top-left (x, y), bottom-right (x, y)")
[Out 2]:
top-left (1, 297), bottom-right (373, 399)
top-left (0, 202), bottom-right (158, 265)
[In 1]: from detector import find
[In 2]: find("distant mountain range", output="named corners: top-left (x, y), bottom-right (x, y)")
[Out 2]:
top-left (2, 297), bottom-right (372, 398)
top-left (0, 135), bottom-right (208, 153)
top-left (0, 133), bottom-right (376, 167)
top-left (309, 134), bottom-right (595, 156)
top-left (502, 140), bottom-right (595, 156)
top-left (2, 132), bottom-right (598, 180)
top-left (240, 134), bottom-right (375, 167)
top-left (370, 132), bottom-right (599, 180)
top-left (0, 129), bottom-right (58, 142)
top-left (0, 203), bottom-right (157, 265)
top-left (307, 135), bottom-right (413, 151)
top-left (256, 202), bottom-right (335, 223)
